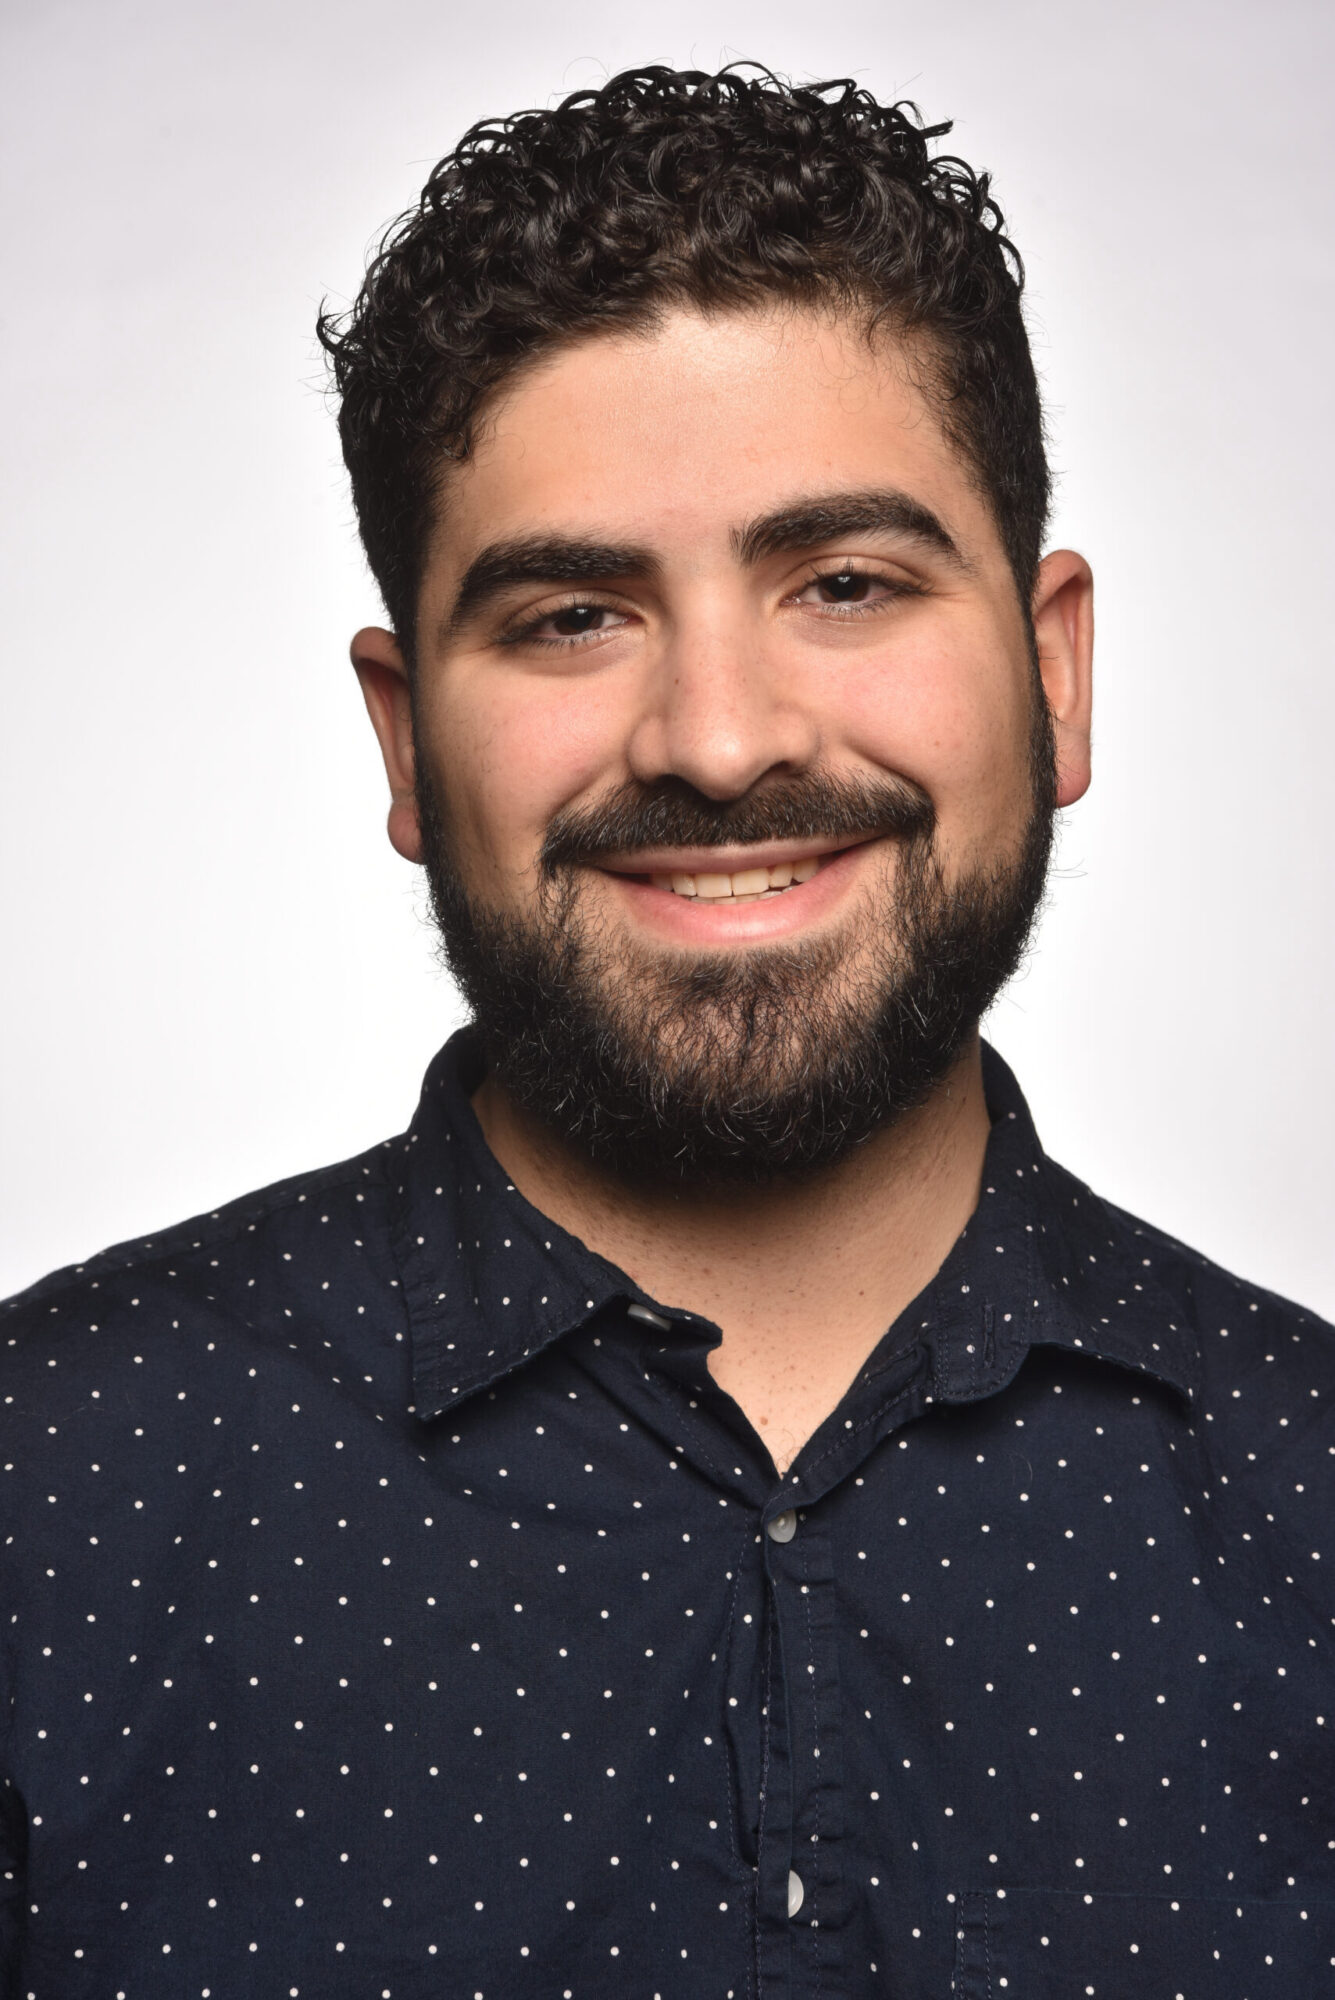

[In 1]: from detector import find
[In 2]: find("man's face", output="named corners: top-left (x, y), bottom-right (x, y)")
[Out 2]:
top-left (357, 305), bottom-right (1092, 1184)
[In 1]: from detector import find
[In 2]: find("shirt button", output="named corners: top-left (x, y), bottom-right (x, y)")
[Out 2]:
top-left (627, 1302), bottom-right (672, 1332)
top-left (787, 1869), bottom-right (805, 1918)
top-left (766, 1509), bottom-right (798, 1544)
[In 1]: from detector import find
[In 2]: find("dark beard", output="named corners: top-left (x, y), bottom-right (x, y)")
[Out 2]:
top-left (417, 699), bottom-right (1056, 1189)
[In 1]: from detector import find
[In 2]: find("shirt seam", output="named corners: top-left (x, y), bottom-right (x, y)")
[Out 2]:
top-left (3, 1153), bottom-right (388, 1316)
top-left (795, 1374), bottom-right (925, 1488)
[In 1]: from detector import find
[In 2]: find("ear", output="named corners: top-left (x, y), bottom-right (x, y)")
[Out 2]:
top-left (1031, 549), bottom-right (1094, 809)
top-left (351, 626), bottom-right (422, 863)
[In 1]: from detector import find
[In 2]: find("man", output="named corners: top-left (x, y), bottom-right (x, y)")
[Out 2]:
top-left (2, 63), bottom-right (1331, 1998)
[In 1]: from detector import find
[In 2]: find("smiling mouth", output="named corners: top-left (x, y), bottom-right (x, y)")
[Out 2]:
top-left (645, 856), bottom-right (824, 903)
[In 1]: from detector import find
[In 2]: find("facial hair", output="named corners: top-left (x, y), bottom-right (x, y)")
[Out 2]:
top-left (416, 694), bottom-right (1057, 1190)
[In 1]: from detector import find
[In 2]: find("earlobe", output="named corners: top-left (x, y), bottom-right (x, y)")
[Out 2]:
top-left (1031, 550), bottom-right (1094, 809)
top-left (350, 625), bottom-right (424, 863)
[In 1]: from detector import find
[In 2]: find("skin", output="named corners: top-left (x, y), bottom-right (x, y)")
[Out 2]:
top-left (355, 304), bottom-right (1093, 1474)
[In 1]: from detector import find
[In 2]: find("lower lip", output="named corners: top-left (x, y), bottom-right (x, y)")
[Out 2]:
top-left (599, 842), bottom-right (878, 945)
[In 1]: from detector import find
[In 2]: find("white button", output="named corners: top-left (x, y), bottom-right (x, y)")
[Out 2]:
top-left (767, 1509), bottom-right (797, 1544)
top-left (627, 1303), bottom-right (672, 1332)
top-left (787, 1869), bottom-right (805, 1917)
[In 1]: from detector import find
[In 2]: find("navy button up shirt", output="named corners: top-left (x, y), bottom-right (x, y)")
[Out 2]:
top-left (3, 1032), bottom-right (1333, 1997)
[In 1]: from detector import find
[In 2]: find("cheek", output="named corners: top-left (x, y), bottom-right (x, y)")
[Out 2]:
top-left (838, 629), bottom-right (1033, 847)
top-left (424, 670), bottom-right (629, 897)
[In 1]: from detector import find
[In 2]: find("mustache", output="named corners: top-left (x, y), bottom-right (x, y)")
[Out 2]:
top-left (539, 772), bottom-right (935, 873)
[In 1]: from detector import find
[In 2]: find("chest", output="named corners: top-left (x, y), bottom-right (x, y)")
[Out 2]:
top-left (10, 1347), bottom-right (1334, 1996)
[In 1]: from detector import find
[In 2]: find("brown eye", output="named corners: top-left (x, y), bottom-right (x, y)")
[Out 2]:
top-left (549, 604), bottom-right (609, 635)
top-left (818, 570), bottom-right (872, 603)
top-left (505, 600), bottom-right (632, 648)
top-left (795, 567), bottom-right (901, 609)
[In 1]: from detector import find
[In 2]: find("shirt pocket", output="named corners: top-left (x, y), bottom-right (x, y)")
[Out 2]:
top-left (952, 1885), bottom-right (1335, 1997)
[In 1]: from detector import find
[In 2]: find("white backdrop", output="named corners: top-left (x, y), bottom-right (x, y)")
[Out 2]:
top-left (3, 0), bottom-right (1332, 1318)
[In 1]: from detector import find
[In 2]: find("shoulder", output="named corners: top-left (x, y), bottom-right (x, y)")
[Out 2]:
top-left (1097, 1184), bottom-right (1332, 1356)
top-left (1069, 1168), bottom-right (1335, 1469)
top-left (1, 1137), bottom-right (405, 1399)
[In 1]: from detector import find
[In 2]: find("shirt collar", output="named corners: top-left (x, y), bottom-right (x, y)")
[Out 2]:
top-left (931, 1042), bottom-right (1201, 1409)
top-left (390, 1029), bottom-right (1200, 1423)
top-left (387, 1027), bottom-right (644, 1420)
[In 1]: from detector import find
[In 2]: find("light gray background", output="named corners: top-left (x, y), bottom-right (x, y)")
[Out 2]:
top-left (3, 0), bottom-right (1332, 1316)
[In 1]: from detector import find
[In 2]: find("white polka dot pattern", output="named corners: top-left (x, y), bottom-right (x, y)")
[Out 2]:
top-left (0, 1032), bottom-right (1331, 1996)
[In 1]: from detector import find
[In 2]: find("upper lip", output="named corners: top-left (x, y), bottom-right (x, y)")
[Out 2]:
top-left (595, 834), bottom-right (877, 876)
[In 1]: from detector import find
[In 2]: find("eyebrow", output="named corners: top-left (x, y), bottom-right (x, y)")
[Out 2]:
top-left (446, 536), bottom-right (660, 634)
top-left (732, 488), bottom-right (972, 571)
top-left (444, 485), bottom-right (970, 636)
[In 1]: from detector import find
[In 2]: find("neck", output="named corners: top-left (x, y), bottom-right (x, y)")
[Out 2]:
top-left (471, 1037), bottom-right (991, 1473)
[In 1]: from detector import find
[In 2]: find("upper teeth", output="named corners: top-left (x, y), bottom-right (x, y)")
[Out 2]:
top-left (650, 856), bottom-right (821, 901)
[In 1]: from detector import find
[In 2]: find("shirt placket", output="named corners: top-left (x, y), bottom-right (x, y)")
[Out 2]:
top-left (749, 1343), bottom-right (936, 1997)
top-left (757, 1504), bottom-right (848, 1997)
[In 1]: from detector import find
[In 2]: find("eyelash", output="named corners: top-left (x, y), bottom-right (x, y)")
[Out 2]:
top-left (798, 566), bottom-right (926, 618)
top-left (497, 566), bottom-right (924, 651)
top-left (497, 594), bottom-right (628, 651)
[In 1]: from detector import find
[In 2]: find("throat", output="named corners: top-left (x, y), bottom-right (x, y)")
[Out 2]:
top-left (705, 1321), bottom-right (884, 1474)
top-left (473, 1039), bottom-right (991, 1476)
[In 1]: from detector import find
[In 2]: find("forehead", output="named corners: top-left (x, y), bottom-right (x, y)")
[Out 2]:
top-left (428, 305), bottom-right (1004, 578)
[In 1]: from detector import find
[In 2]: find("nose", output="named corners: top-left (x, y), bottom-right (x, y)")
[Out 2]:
top-left (625, 602), bottom-right (822, 800)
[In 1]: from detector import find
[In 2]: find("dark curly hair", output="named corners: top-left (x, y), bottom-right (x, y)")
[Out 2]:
top-left (319, 65), bottom-right (1049, 663)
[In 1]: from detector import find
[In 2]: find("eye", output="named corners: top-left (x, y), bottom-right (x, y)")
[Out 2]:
top-left (544, 604), bottom-right (622, 637)
top-left (500, 598), bottom-right (633, 648)
top-left (794, 566), bottom-right (912, 611)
